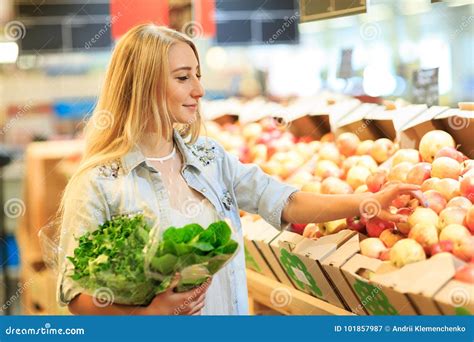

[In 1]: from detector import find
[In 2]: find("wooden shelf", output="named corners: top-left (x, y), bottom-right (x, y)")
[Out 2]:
top-left (247, 270), bottom-right (353, 316)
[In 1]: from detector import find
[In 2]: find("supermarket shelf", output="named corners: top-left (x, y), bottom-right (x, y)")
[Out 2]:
top-left (246, 270), bottom-right (353, 316)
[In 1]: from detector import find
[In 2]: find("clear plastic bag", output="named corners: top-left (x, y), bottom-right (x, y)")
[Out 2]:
top-left (144, 218), bottom-right (239, 293)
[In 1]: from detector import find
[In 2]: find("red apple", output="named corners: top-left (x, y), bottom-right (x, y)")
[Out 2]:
top-left (392, 149), bottom-right (421, 166)
top-left (419, 130), bottom-right (455, 163)
top-left (303, 223), bottom-right (322, 239)
top-left (460, 174), bottom-right (474, 203)
top-left (396, 207), bottom-right (414, 235)
top-left (346, 216), bottom-right (366, 232)
top-left (391, 194), bottom-right (412, 209)
top-left (388, 162), bottom-right (413, 182)
top-left (435, 146), bottom-right (467, 163)
top-left (423, 190), bottom-right (447, 214)
top-left (370, 138), bottom-right (396, 163)
top-left (439, 207), bottom-right (467, 229)
top-left (366, 217), bottom-right (395, 238)
top-left (321, 132), bottom-right (335, 143)
top-left (390, 239), bottom-right (426, 267)
top-left (291, 223), bottom-right (307, 235)
top-left (465, 206), bottom-right (474, 234)
top-left (336, 132), bottom-right (360, 157)
top-left (366, 170), bottom-right (388, 193)
top-left (434, 178), bottom-right (461, 201)
top-left (453, 263), bottom-right (474, 284)
top-left (406, 163), bottom-right (432, 185)
top-left (447, 196), bottom-right (472, 211)
top-left (430, 240), bottom-right (454, 256)
top-left (379, 249), bottom-right (391, 261)
top-left (321, 177), bottom-right (353, 194)
top-left (380, 229), bottom-right (405, 248)
top-left (453, 237), bottom-right (474, 262)
top-left (408, 223), bottom-right (439, 253)
top-left (431, 157), bottom-right (461, 180)
top-left (360, 238), bottom-right (388, 259)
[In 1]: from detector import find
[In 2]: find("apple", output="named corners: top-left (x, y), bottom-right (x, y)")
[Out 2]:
top-left (423, 190), bottom-right (447, 214)
top-left (342, 156), bottom-right (361, 175)
top-left (318, 143), bottom-right (341, 164)
top-left (356, 140), bottom-right (374, 156)
top-left (390, 239), bottom-right (426, 267)
top-left (346, 166), bottom-right (372, 190)
top-left (461, 160), bottom-right (474, 176)
top-left (388, 162), bottom-right (413, 182)
top-left (314, 160), bottom-right (343, 179)
top-left (355, 184), bottom-right (369, 193)
top-left (336, 132), bottom-right (360, 157)
top-left (360, 238), bottom-right (388, 259)
top-left (431, 157), bottom-right (461, 180)
top-left (379, 249), bottom-right (391, 261)
top-left (242, 123), bottom-right (263, 141)
top-left (446, 196), bottom-right (471, 210)
top-left (318, 219), bottom-right (348, 235)
top-left (453, 237), bottom-right (474, 262)
top-left (421, 177), bottom-right (440, 192)
top-left (321, 132), bottom-right (335, 143)
top-left (408, 223), bottom-right (439, 252)
top-left (439, 224), bottom-right (471, 245)
top-left (366, 217), bottom-right (395, 238)
top-left (346, 216), bottom-right (366, 232)
top-left (419, 130), bottom-right (456, 163)
top-left (380, 229), bottom-right (404, 248)
top-left (250, 144), bottom-right (268, 163)
top-left (288, 171), bottom-right (314, 187)
top-left (370, 138), bottom-right (396, 163)
top-left (366, 170), bottom-right (388, 193)
top-left (301, 182), bottom-right (321, 193)
top-left (392, 149), bottom-right (421, 166)
top-left (396, 207), bottom-right (414, 235)
top-left (303, 223), bottom-right (322, 239)
top-left (438, 207), bottom-right (467, 229)
top-left (391, 194), bottom-right (411, 209)
top-left (453, 263), bottom-right (474, 284)
top-left (460, 174), bottom-right (474, 202)
top-left (434, 178), bottom-right (461, 201)
top-left (430, 240), bottom-right (454, 256)
top-left (321, 177), bottom-right (353, 194)
top-left (356, 155), bottom-right (379, 173)
top-left (407, 207), bottom-right (439, 230)
top-left (465, 206), bottom-right (474, 234)
top-left (406, 163), bottom-right (432, 185)
top-left (435, 146), bottom-right (467, 163)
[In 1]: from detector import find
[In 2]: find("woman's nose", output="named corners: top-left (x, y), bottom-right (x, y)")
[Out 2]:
top-left (191, 78), bottom-right (205, 99)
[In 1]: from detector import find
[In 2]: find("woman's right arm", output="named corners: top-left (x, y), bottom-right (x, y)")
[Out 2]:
top-left (68, 275), bottom-right (211, 315)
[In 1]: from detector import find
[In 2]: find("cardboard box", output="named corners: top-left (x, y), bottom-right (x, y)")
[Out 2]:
top-left (434, 279), bottom-right (474, 315)
top-left (371, 253), bottom-right (465, 315)
top-left (341, 254), bottom-right (418, 315)
top-left (272, 230), bottom-right (355, 309)
top-left (334, 103), bottom-right (385, 141)
top-left (391, 105), bottom-right (448, 149)
top-left (321, 233), bottom-right (368, 315)
top-left (242, 217), bottom-right (280, 281)
top-left (435, 108), bottom-right (474, 159)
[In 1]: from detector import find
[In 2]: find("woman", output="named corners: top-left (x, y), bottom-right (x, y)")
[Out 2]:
top-left (58, 24), bottom-right (421, 316)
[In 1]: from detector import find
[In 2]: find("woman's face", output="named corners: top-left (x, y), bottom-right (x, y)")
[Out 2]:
top-left (167, 42), bottom-right (204, 124)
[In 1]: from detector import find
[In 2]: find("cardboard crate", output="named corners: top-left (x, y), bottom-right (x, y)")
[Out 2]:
top-left (321, 233), bottom-right (368, 315)
top-left (434, 279), bottom-right (474, 315)
top-left (272, 230), bottom-right (355, 309)
top-left (341, 254), bottom-right (418, 315)
top-left (334, 103), bottom-right (385, 141)
top-left (435, 108), bottom-right (474, 159)
top-left (242, 217), bottom-right (280, 281)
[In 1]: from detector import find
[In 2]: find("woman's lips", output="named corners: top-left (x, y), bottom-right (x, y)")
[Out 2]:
top-left (183, 104), bottom-right (197, 110)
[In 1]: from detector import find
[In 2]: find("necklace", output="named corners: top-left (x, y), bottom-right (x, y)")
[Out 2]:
top-left (145, 147), bottom-right (176, 162)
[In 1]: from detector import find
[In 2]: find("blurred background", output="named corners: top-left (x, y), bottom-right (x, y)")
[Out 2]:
top-left (0, 0), bottom-right (472, 315)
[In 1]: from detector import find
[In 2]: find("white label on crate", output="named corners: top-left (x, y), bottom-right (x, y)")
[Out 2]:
top-left (292, 266), bottom-right (311, 286)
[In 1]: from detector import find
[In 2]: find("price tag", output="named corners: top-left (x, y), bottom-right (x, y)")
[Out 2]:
top-left (412, 68), bottom-right (439, 107)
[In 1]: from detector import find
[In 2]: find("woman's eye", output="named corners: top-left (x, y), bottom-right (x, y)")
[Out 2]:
top-left (177, 76), bottom-right (189, 81)
top-left (196, 74), bottom-right (202, 80)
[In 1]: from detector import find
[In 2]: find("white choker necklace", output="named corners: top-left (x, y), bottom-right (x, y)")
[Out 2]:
top-left (145, 147), bottom-right (176, 162)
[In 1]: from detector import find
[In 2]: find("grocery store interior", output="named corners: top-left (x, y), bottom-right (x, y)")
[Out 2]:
top-left (0, 0), bottom-right (473, 316)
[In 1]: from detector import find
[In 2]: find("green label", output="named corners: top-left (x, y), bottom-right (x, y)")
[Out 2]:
top-left (244, 246), bottom-right (262, 273)
top-left (455, 307), bottom-right (471, 316)
top-left (279, 249), bottom-right (322, 297)
top-left (353, 278), bottom-right (399, 315)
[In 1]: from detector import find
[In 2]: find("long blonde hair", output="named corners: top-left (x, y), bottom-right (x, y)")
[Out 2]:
top-left (59, 24), bottom-right (202, 215)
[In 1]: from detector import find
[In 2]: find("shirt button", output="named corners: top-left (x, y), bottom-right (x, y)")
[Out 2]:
top-left (201, 188), bottom-right (206, 193)
top-left (156, 171), bottom-right (161, 176)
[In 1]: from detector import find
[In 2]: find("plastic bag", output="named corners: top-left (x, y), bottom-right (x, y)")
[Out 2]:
top-left (144, 219), bottom-right (239, 293)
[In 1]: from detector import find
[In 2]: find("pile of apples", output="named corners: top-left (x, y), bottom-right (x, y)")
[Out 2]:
top-left (304, 130), bottom-right (473, 284)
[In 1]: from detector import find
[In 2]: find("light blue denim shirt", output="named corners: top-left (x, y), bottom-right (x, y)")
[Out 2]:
top-left (57, 129), bottom-right (298, 315)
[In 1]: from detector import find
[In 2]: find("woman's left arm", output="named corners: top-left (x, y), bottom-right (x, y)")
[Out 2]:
top-left (282, 183), bottom-right (424, 225)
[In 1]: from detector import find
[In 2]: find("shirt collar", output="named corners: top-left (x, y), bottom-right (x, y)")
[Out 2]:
top-left (121, 129), bottom-right (203, 175)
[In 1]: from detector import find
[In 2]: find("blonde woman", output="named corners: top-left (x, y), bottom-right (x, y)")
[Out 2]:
top-left (58, 24), bottom-right (422, 316)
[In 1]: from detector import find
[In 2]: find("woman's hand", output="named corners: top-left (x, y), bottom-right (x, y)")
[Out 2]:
top-left (141, 274), bottom-right (212, 315)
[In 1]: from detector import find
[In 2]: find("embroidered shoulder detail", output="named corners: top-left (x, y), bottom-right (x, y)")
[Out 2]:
top-left (221, 190), bottom-right (233, 210)
top-left (188, 141), bottom-right (217, 166)
top-left (97, 160), bottom-right (121, 179)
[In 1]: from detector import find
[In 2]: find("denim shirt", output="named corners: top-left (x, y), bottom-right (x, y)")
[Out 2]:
top-left (57, 129), bottom-right (298, 315)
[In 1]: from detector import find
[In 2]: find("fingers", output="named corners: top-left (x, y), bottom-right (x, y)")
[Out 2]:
top-left (167, 273), bottom-right (181, 293)
top-left (188, 300), bottom-right (206, 315)
top-left (377, 209), bottom-right (408, 223)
